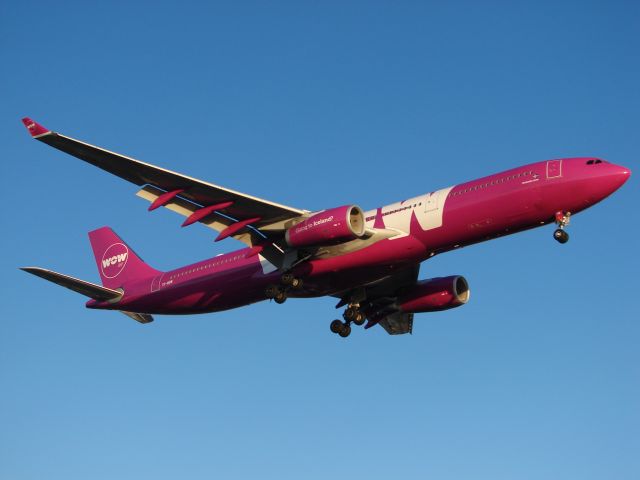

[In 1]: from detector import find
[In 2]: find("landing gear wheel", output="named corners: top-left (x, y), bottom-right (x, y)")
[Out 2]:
top-left (265, 284), bottom-right (279, 299)
top-left (553, 228), bottom-right (569, 244)
top-left (274, 291), bottom-right (287, 304)
top-left (330, 319), bottom-right (343, 334)
top-left (343, 307), bottom-right (356, 321)
top-left (353, 311), bottom-right (366, 326)
top-left (281, 273), bottom-right (303, 290)
top-left (338, 323), bottom-right (351, 338)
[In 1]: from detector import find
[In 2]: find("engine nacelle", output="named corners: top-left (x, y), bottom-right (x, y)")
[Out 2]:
top-left (285, 205), bottom-right (366, 248)
top-left (398, 276), bottom-right (470, 313)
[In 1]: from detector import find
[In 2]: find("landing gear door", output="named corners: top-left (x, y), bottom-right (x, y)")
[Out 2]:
top-left (546, 160), bottom-right (562, 179)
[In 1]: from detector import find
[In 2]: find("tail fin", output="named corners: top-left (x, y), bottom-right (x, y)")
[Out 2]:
top-left (88, 226), bottom-right (161, 289)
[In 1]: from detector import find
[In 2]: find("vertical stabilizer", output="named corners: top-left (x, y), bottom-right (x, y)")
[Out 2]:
top-left (88, 227), bottom-right (161, 289)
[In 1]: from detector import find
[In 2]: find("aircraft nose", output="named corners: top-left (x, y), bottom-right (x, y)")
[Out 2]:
top-left (594, 162), bottom-right (631, 199)
top-left (610, 163), bottom-right (631, 189)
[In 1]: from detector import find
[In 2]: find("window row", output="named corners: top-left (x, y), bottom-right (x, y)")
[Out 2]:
top-left (451, 170), bottom-right (535, 196)
top-left (170, 254), bottom-right (244, 279)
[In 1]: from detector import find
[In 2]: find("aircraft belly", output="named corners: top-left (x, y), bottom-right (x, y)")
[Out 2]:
top-left (301, 235), bottom-right (427, 289)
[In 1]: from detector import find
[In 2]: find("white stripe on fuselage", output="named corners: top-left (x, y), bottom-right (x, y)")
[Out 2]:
top-left (364, 186), bottom-right (453, 235)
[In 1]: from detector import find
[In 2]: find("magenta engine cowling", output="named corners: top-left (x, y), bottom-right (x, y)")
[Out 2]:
top-left (398, 276), bottom-right (471, 313)
top-left (285, 205), bottom-right (366, 247)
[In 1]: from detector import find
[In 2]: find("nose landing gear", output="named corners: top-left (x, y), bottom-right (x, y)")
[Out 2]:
top-left (553, 211), bottom-right (571, 244)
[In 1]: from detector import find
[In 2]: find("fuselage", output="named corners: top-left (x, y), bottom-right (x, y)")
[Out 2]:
top-left (87, 157), bottom-right (630, 315)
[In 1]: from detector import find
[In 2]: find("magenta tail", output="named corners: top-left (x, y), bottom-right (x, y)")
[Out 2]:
top-left (88, 226), bottom-right (161, 289)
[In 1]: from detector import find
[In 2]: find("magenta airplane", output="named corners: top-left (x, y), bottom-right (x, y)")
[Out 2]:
top-left (20, 118), bottom-right (631, 337)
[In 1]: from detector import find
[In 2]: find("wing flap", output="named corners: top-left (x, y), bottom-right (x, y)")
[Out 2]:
top-left (20, 267), bottom-right (123, 302)
top-left (378, 312), bottom-right (414, 335)
top-left (120, 311), bottom-right (154, 324)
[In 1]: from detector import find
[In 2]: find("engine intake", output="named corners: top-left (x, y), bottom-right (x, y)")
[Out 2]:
top-left (285, 205), bottom-right (366, 248)
top-left (398, 276), bottom-right (470, 313)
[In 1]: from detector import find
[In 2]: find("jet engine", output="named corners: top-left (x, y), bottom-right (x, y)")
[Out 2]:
top-left (397, 276), bottom-right (470, 313)
top-left (285, 205), bottom-right (366, 247)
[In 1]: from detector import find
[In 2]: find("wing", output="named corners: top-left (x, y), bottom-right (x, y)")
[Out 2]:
top-left (22, 118), bottom-right (307, 246)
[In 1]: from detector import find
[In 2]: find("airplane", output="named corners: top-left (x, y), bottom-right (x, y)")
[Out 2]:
top-left (19, 117), bottom-right (631, 337)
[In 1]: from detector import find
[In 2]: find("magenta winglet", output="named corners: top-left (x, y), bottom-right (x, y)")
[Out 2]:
top-left (21, 117), bottom-right (50, 137)
top-left (181, 201), bottom-right (234, 227)
top-left (148, 189), bottom-right (185, 211)
top-left (215, 217), bottom-right (261, 242)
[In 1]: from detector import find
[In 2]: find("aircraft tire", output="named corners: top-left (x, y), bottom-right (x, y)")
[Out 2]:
top-left (330, 319), bottom-right (343, 334)
top-left (265, 284), bottom-right (279, 299)
top-left (343, 307), bottom-right (356, 321)
top-left (338, 323), bottom-right (351, 338)
top-left (274, 291), bottom-right (287, 304)
top-left (281, 273), bottom-right (295, 286)
top-left (553, 229), bottom-right (569, 244)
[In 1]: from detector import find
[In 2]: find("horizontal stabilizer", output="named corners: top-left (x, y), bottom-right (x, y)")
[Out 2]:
top-left (120, 311), bottom-right (154, 324)
top-left (20, 267), bottom-right (123, 302)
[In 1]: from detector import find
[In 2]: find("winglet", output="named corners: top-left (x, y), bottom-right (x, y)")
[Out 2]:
top-left (21, 117), bottom-right (51, 137)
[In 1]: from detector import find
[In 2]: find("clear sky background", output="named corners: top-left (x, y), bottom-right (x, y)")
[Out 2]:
top-left (1, 1), bottom-right (638, 479)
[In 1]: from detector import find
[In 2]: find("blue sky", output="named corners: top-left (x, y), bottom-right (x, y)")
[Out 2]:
top-left (1, 1), bottom-right (638, 479)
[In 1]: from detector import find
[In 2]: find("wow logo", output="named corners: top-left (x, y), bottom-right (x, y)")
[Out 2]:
top-left (101, 243), bottom-right (129, 279)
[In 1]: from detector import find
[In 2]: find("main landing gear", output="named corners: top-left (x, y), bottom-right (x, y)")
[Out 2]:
top-left (330, 319), bottom-right (351, 338)
top-left (330, 304), bottom-right (367, 338)
top-left (553, 211), bottom-right (571, 244)
top-left (265, 273), bottom-right (304, 304)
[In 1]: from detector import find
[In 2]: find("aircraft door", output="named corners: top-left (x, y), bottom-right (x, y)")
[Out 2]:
top-left (151, 273), bottom-right (164, 292)
top-left (416, 187), bottom-right (451, 231)
top-left (424, 192), bottom-right (439, 213)
top-left (546, 160), bottom-right (563, 179)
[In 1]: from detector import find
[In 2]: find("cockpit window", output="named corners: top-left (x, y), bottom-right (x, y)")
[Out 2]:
top-left (586, 159), bottom-right (603, 165)
top-left (586, 160), bottom-right (594, 165)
